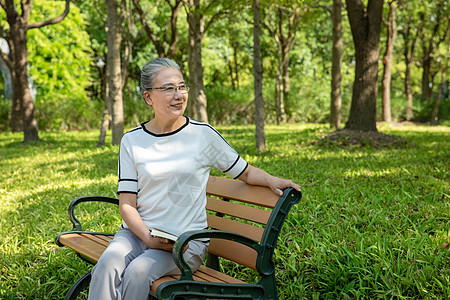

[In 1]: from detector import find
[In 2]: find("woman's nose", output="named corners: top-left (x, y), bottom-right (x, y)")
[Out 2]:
top-left (173, 89), bottom-right (184, 99)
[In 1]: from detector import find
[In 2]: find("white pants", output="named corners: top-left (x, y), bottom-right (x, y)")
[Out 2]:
top-left (88, 227), bottom-right (207, 300)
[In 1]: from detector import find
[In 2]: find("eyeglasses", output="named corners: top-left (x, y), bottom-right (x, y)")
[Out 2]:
top-left (148, 84), bottom-right (190, 95)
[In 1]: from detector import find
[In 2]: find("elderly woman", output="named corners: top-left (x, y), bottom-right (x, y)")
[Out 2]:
top-left (88, 58), bottom-right (301, 300)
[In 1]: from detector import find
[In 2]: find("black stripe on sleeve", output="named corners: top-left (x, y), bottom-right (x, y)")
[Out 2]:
top-left (118, 178), bottom-right (138, 182)
top-left (233, 162), bottom-right (249, 179)
top-left (224, 155), bottom-right (240, 173)
top-left (117, 191), bottom-right (138, 195)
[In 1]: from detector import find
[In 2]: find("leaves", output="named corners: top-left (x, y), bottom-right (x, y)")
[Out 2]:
top-left (26, 1), bottom-right (96, 130)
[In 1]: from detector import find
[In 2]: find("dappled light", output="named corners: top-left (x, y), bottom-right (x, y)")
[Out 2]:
top-left (1, 123), bottom-right (448, 298)
top-left (0, 0), bottom-right (448, 297)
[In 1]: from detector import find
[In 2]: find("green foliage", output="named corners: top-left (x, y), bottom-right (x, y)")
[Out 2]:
top-left (0, 94), bottom-right (10, 131)
top-left (206, 84), bottom-right (254, 125)
top-left (27, 1), bottom-right (99, 130)
top-left (0, 124), bottom-right (449, 299)
top-left (2, 0), bottom-right (446, 132)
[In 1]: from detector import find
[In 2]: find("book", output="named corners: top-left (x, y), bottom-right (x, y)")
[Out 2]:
top-left (150, 227), bottom-right (179, 242)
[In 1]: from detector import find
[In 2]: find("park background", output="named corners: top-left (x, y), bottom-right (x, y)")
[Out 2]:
top-left (0, 0), bottom-right (449, 299)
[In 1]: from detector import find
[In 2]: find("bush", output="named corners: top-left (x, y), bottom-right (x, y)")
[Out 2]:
top-left (0, 95), bottom-right (10, 131)
top-left (206, 85), bottom-right (254, 125)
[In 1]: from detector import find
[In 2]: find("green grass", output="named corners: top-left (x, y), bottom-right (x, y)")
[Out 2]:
top-left (0, 123), bottom-right (448, 299)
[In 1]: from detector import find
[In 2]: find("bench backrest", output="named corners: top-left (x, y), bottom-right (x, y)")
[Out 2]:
top-left (57, 175), bottom-right (301, 275)
top-left (205, 176), bottom-right (298, 271)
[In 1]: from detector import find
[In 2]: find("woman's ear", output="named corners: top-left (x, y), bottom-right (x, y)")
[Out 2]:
top-left (143, 91), bottom-right (152, 106)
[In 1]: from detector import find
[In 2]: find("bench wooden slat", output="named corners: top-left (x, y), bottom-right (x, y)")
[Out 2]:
top-left (192, 269), bottom-right (226, 283)
top-left (195, 265), bottom-right (244, 284)
top-left (207, 176), bottom-right (279, 208)
top-left (150, 265), bottom-right (246, 292)
top-left (94, 235), bottom-right (113, 244)
top-left (207, 239), bottom-right (258, 270)
top-left (150, 265), bottom-right (246, 293)
top-left (58, 233), bottom-right (109, 262)
top-left (207, 214), bottom-right (264, 242)
top-left (150, 275), bottom-right (178, 293)
top-left (81, 233), bottom-right (111, 247)
top-left (206, 196), bottom-right (271, 225)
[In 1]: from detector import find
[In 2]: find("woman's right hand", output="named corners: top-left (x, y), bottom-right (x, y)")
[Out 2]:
top-left (147, 235), bottom-right (189, 253)
top-left (119, 193), bottom-right (189, 253)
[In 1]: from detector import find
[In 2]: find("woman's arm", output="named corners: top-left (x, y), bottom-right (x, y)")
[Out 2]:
top-left (119, 193), bottom-right (173, 251)
top-left (237, 164), bottom-right (301, 196)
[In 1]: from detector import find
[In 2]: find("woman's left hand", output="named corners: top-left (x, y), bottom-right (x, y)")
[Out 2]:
top-left (238, 164), bottom-right (301, 196)
top-left (267, 177), bottom-right (301, 196)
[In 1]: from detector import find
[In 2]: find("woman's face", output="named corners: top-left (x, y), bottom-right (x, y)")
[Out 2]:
top-left (144, 67), bottom-right (188, 121)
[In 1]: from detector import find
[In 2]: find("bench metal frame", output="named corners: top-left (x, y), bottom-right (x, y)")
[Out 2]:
top-left (55, 176), bottom-right (302, 300)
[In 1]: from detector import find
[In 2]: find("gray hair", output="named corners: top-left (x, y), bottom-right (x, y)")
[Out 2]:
top-left (140, 58), bottom-right (182, 92)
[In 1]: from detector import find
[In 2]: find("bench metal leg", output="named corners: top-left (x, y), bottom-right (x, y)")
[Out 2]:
top-left (64, 271), bottom-right (91, 300)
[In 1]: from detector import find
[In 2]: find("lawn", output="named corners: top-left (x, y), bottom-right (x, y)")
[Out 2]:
top-left (0, 123), bottom-right (448, 299)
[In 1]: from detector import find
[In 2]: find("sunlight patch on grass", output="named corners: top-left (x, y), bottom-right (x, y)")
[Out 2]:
top-left (0, 124), bottom-right (449, 299)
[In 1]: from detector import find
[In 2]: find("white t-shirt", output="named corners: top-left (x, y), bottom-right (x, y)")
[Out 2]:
top-left (117, 117), bottom-right (248, 236)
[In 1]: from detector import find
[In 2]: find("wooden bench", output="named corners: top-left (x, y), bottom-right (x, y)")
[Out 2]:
top-left (55, 175), bottom-right (302, 299)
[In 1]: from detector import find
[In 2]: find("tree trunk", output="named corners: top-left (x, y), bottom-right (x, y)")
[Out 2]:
top-left (400, 21), bottom-right (416, 120)
top-left (233, 42), bottom-right (239, 88)
top-left (97, 103), bottom-right (112, 147)
top-left (132, 0), bottom-right (182, 58)
top-left (187, 0), bottom-right (208, 123)
top-left (381, 1), bottom-right (397, 123)
top-left (274, 69), bottom-right (285, 125)
top-left (228, 61), bottom-right (236, 88)
top-left (3, 0), bottom-right (70, 142)
top-left (330, 0), bottom-right (343, 129)
top-left (281, 45), bottom-right (290, 121)
top-left (253, 0), bottom-right (265, 151)
top-left (2, 39), bottom-right (23, 131)
top-left (11, 24), bottom-right (40, 143)
top-left (404, 60), bottom-right (414, 119)
top-left (345, 0), bottom-right (384, 132)
top-left (10, 66), bottom-right (23, 132)
top-left (166, 0), bottom-right (182, 58)
top-left (97, 70), bottom-right (110, 147)
top-left (419, 5), bottom-right (446, 103)
top-left (421, 55), bottom-right (432, 101)
top-left (106, 0), bottom-right (124, 145)
top-left (430, 71), bottom-right (445, 125)
top-left (274, 9), bottom-right (288, 124)
top-left (261, 5), bottom-right (302, 125)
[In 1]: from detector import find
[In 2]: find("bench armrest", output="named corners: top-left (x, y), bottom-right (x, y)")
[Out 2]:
top-left (66, 196), bottom-right (119, 232)
top-left (55, 196), bottom-right (119, 247)
top-left (257, 187), bottom-right (302, 275)
top-left (172, 230), bottom-right (262, 280)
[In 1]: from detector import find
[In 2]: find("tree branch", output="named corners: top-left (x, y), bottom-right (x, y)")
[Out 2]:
top-left (239, 5), bottom-right (254, 25)
top-left (205, 0), bottom-right (220, 12)
top-left (309, 4), bottom-right (332, 14)
top-left (165, 0), bottom-right (182, 57)
top-left (93, 0), bottom-right (107, 26)
top-left (119, 0), bottom-right (126, 28)
top-left (21, 0), bottom-right (32, 22)
top-left (260, 3), bottom-right (277, 37)
top-left (0, 1), bottom-right (6, 11)
top-left (27, 0), bottom-right (70, 30)
top-left (203, 9), bottom-right (228, 38)
top-left (132, 0), bottom-right (165, 56)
